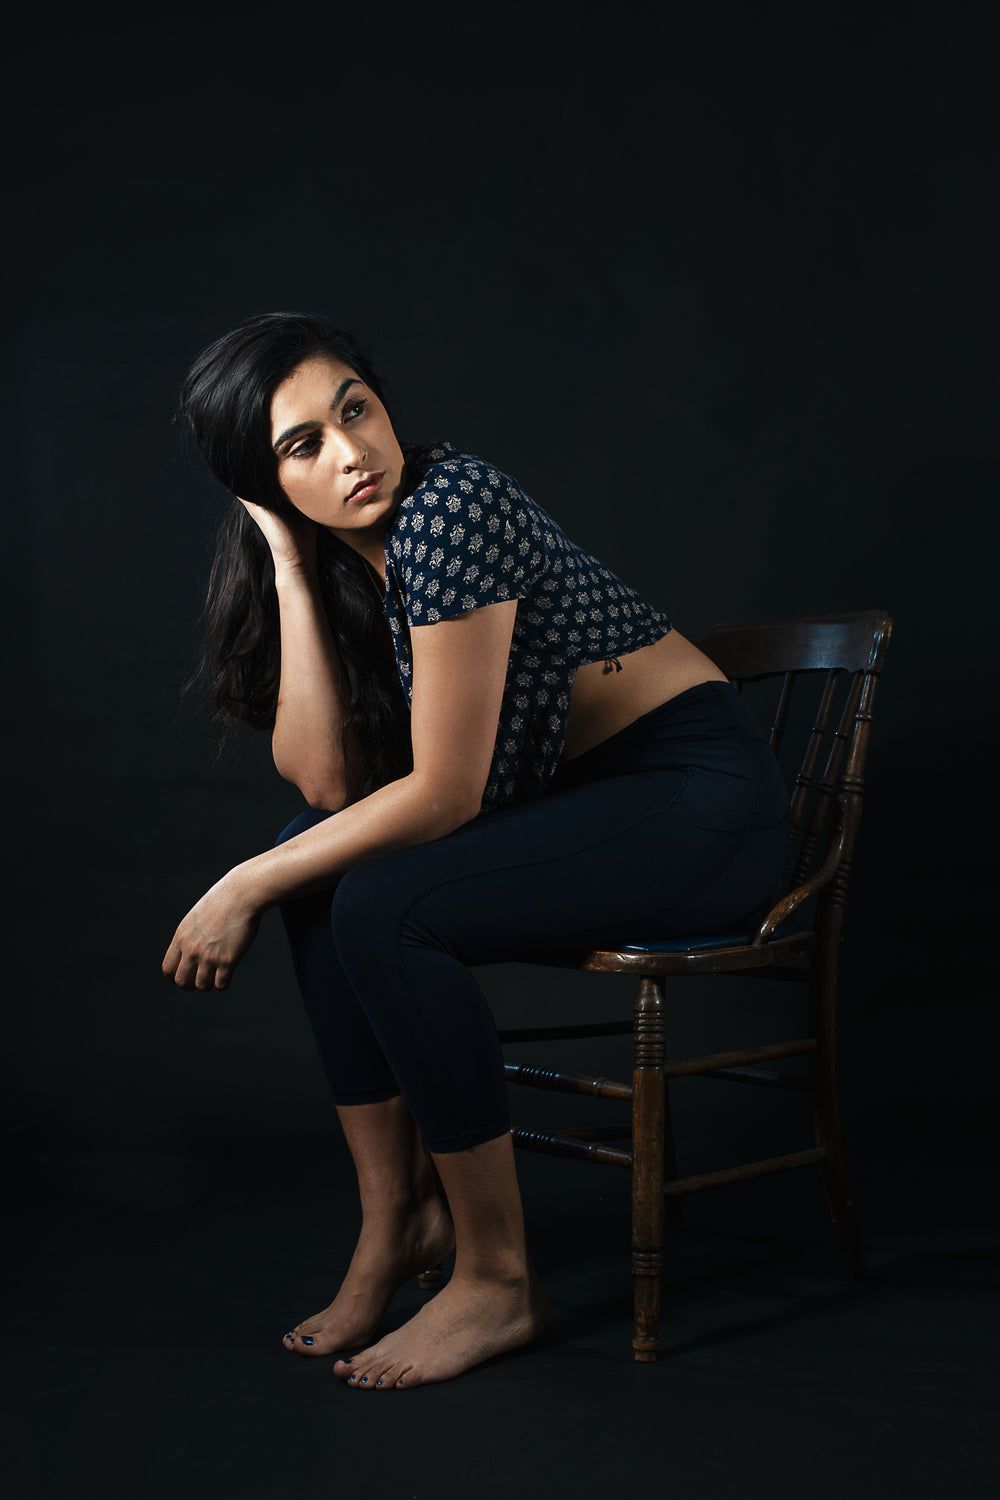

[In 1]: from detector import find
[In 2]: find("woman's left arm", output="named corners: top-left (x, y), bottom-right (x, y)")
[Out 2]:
top-left (162, 599), bottom-right (518, 991)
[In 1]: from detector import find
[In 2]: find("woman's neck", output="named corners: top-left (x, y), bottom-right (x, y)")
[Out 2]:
top-left (327, 525), bottom-right (387, 582)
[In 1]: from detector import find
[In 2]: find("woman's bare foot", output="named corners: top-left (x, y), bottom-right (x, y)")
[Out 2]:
top-left (283, 1192), bottom-right (455, 1357)
top-left (332, 1261), bottom-right (548, 1388)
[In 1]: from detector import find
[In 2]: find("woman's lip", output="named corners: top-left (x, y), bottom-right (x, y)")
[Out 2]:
top-left (347, 472), bottom-right (385, 503)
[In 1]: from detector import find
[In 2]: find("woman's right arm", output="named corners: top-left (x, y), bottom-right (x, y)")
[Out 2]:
top-left (239, 498), bottom-right (365, 810)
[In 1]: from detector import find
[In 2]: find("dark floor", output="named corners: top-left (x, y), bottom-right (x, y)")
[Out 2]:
top-left (4, 882), bottom-right (996, 1497)
top-left (3, 1118), bottom-right (997, 1500)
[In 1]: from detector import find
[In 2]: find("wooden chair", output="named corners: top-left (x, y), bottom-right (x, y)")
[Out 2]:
top-left (499, 609), bottom-right (893, 1360)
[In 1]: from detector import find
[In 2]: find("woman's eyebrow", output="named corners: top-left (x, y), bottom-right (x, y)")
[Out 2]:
top-left (272, 377), bottom-right (362, 451)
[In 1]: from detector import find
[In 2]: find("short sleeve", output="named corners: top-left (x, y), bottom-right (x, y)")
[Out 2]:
top-left (390, 458), bottom-right (544, 626)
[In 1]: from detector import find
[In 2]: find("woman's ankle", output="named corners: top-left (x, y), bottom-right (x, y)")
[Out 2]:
top-left (451, 1249), bottom-right (532, 1288)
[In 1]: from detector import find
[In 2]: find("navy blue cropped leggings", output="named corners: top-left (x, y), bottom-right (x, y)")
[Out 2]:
top-left (276, 681), bottom-right (790, 1153)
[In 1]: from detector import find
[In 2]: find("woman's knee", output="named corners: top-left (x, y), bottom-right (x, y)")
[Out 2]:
top-left (331, 860), bottom-right (397, 955)
top-left (330, 851), bottom-right (443, 969)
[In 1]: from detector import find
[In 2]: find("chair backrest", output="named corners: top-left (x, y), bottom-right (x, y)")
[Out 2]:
top-left (693, 610), bottom-right (893, 940)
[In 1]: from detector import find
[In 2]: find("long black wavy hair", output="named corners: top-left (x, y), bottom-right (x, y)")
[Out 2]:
top-left (179, 311), bottom-right (412, 788)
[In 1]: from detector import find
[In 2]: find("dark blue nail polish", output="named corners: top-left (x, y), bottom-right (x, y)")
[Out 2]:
top-left (300, 1336), bottom-right (314, 1346)
top-left (375, 1379), bottom-right (383, 1387)
top-left (359, 1376), bottom-right (368, 1384)
top-left (396, 1379), bottom-right (404, 1387)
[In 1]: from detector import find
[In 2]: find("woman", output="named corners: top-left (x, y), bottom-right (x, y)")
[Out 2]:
top-left (163, 311), bottom-right (790, 1390)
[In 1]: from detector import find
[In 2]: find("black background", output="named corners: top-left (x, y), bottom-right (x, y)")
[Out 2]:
top-left (3, 2), bottom-right (998, 1495)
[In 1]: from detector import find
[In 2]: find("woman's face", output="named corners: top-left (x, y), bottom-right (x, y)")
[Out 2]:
top-left (269, 355), bottom-right (406, 541)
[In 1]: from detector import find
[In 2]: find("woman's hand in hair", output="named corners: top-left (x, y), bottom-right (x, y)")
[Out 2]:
top-left (237, 495), bottom-right (318, 575)
top-left (161, 868), bottom-right (262, 992)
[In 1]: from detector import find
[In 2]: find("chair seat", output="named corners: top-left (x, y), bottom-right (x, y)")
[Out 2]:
top-left (618, 918), bottom-right (806, 956)
top-left (619, 929), bottom-right (758, 956)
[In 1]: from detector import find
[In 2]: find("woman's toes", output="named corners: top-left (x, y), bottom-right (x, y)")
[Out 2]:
top-left (284, 1325), bottom-right (332, 1356)
top-left (336, 1348), bottom-right (388, 1388)
top-left (363, 1359), bottom-right (396, 1390)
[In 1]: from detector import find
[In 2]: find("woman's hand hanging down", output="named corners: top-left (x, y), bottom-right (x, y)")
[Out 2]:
top-left (161, 867), bottom-right (261, 991)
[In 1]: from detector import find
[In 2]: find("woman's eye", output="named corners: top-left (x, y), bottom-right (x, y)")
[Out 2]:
top-left (343, 397), bottom-right (368, 422)
top-left (290, 436), bottom-right (319, 459)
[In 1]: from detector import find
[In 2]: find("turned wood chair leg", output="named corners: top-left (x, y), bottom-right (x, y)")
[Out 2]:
top-left (631, 976), bottom-right (666, 1361)
top-left (809, 924), bottom-right (866, 1279)
top-left (663, 1076), bottom-right (684, 1232)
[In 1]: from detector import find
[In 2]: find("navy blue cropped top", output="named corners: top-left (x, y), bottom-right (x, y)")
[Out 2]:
top-left (383, 442), bottom-right (672, 812)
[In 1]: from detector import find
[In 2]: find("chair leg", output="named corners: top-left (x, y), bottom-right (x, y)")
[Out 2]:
top-left (663, 1077), bottom-right (684, 1232)
top-left (809, 924), bottom-right (866, 1279)
top-left (631, 976), bottom-right (666, 1361)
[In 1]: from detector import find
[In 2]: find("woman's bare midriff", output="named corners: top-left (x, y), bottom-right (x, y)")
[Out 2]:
top-left (561, 629), bottom-right (728, 762)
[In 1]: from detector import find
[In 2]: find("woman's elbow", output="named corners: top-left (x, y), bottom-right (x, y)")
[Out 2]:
top-left (278, 763), bottom-right (351, 812)
top-left (421, 780), bottom-right (485, 836)
top-left (454, 787), bottom-right (486, 828)
top-left (303, 783), bottom-right (350, 813)
top-left (273, 747), bottom-right (350, 812)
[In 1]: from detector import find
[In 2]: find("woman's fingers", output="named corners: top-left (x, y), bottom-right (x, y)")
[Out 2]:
top-left (162, 938), bottom-right (199, 990)
top-left (196, 959), bottom-right (218, 991)
top-left (162, 952), bottom-right (221, 991)
top-left (161, 937), bottom-right (181, 982)
top-left (234, 494), bottom-right (317, 569)
top-left (162, 942), bottom-right (223, 991)
top-left (161, 875), bottom-right (260, 992)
